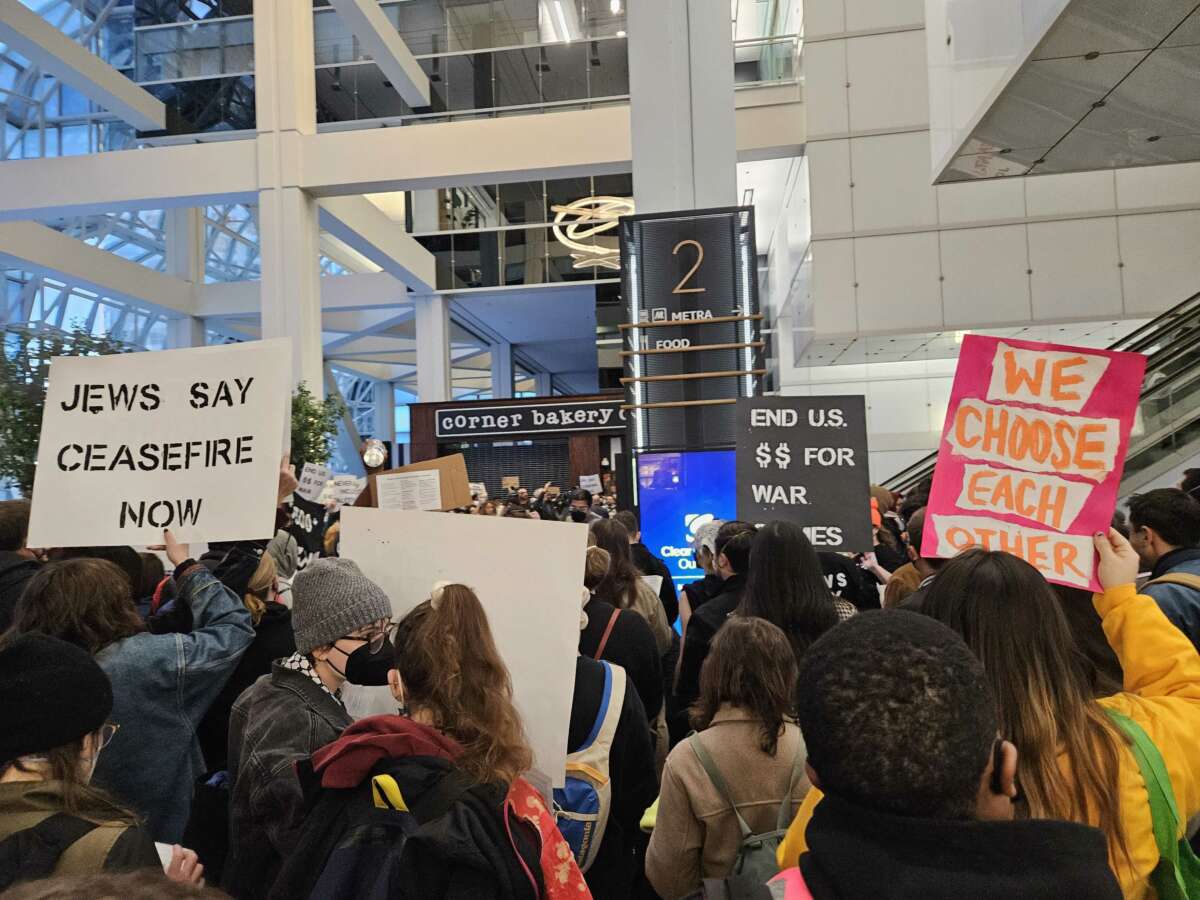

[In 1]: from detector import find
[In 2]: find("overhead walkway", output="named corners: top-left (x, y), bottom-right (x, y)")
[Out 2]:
top-left (884, 292), bottom-right (1200, 498)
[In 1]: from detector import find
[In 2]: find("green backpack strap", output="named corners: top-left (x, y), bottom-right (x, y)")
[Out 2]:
top-left (1105, 708), bottom-right (1200, 900)
top-left (689, 735), bottom-right (754, 840)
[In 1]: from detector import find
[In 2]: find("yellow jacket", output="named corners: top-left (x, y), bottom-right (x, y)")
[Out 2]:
top-left (777, 584), bottom-right (1200, 899)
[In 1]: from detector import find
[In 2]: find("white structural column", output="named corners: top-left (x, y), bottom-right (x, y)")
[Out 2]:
top-left (164, 207), bottom-right (206, 348)
top-left (415, 294), bottom-right (451, 402)
top-left (627, 0), bottom-right (736, 212)
top-left (254, 0), bottom-right (323, 394)
top-left (490, 341), bottom-right (514, 399)
top-left (327, 0), bottom-right (429, 107)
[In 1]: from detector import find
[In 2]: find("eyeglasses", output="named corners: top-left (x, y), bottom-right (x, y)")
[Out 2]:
top-left (345, 619), bottom-right (395, 654)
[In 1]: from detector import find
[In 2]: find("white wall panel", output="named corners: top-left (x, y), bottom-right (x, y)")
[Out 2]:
top-left (1115, 161), bottom-right (1200, 210)
top-left (811, 239), bottom-right (859, 333)
top-left (927, 375), bottom-right (953, 432)
top-left (850, 131), bottom-right (939, 231)
top-left (807, 139), bottom-right (855, 235)
top-left (854, 231), bottom-right (942, 331)
top-left (804, 0), bottom-right (846, 39)
top-left (1025, 170), bottom-right (1116, 217)
top-left (936, 177), bottom-right (1025, 224)
top-left (803, 41), bottom-right (850, 137)
top-left (1028, 217), bottom-right (1123, 319)
top-left (869, 378), bottom-right (932, 434)
top-left (1118, 211), bottom-right (1200, 314)
top-left (846, 31), bottom-right (929, 133)
top-left (845, 0), bottom-right (924, 32)
top-left (940, 225), bottom-right (1031, 326)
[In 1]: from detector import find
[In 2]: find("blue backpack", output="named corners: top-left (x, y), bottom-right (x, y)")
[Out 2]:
top-left (553, 661), bottom-right (626, 872)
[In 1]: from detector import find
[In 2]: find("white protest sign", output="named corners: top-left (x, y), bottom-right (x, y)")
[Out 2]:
top-left (27, 339), bottom-right (290, 547)
top-left (331, 474), bottom-right (366, 507)
top-left (579, 474), bottom-right (602, 494)
top-left (341, 508), bottom-right (588, 785)
top-left (296, 462), bottom-right (333, 503)
top-left (375, 469), bottom-right (442, 511)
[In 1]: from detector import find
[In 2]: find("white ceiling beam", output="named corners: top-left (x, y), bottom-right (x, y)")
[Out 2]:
top-left (318, 195), bottom-right (436, 292)
top-left (301, 106), bottom-right (633, 196)
top-left (0, 140), bottom-right (257, 221)
top-left (195, 271), bottom-right (407, 318)
top-left (328, 360), bottom-right (414, 381)
top-left (0, 221), bottom-right (194, 316)
top-left (327, 0), bottom-right (429, 107)
top-left (0, 0), bottom-right (166, 131)
top-left (321, 308), bottom-right (411, 334)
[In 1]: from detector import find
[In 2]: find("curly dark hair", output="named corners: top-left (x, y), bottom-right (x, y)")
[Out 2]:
top-left (13, 559), bottom-right (145, 654)
top-left (796, 610), bottom-right (997, 820)
top-left (691, 616), bottom-right (797, 755)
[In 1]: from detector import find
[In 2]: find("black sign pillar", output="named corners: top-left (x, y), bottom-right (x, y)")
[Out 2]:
top-left (619, 207), bottom-right (764, 459)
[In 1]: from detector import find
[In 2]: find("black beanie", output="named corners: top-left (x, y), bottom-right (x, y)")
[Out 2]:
top-left (0, 634), bottom-right (113, 765)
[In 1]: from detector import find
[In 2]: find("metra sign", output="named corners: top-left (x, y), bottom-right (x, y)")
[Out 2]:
top-left (435, 400), bottom-right (627, 439)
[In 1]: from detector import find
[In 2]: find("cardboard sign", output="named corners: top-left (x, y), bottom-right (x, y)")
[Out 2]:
top-left (923, 336), bottom-right (1146, 590)
top-left (296, 462), bottom-right (332, 503)
top-left (368, 454), bottom-right (471, 511)
top-left (341, 508), bottom-right (589, 786)
top-left (736, 397), bottom-right (873, 551)
top-left (27, 339), bottom-right (290, 547)
top-left (501, 476), bottom-right (521, 491)
top-left (579, 474), bottom-right (602, 494)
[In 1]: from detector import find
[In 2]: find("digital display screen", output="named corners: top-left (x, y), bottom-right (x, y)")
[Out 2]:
top-left (637, 450), bottom-right (737, 591)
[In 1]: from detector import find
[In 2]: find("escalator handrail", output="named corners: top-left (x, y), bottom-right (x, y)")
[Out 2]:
top-left (883, 294), bottom-right (1200, 492)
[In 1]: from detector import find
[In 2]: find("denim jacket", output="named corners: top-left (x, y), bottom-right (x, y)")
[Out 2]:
top-left (223, 661), bottom-right (352, 900)
top-left (92, 563), bottom-right (254, 842)
top-left (1144, 547), bottom-right (1200, 652)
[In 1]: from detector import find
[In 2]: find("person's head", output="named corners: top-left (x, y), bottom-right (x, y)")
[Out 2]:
top-left (241, 553), bottom-right (278, 625)
top-left (0, 633), bottom-right (131, 821)
top-left (480, 500), bottom-right (498, 516)
top-left (1127, 488), bottom-right (1200, 568)
top-left (389, 583), bottom-right (532, 785)
top-left (869, 485), bottom-right (895, 515)
top-left (13, 559), bottom-right (145, 654)
top-left (0, 870), bottom-right (230, 900)
top-left (1110, 509), bottom-right (1130, 539)
top-left (569, 488), bottom-right (593, 514)
top-left (516, 487), bottom-right (530, 503)
top-left (739, 521), bottom-right (839, 664)
top-left (692, 519), bottom-right (724, 574)
top-left (584, 545), bottom-right (611, 593)
top-left (1181, 468), bottom-right (1200, 501)
top-left (798, 610), bottom-right (1015, 821)
top-left (136, 552), bottom-right (165, 601)
top-left (47, 546), bottom-right (142, 602)
top-left (613, 510), bottom-right (640, 542)
top-left (714, 521), bottom-right (756, 579)
top-left (589, 518), bottom-right (641, 609)
top-left (903, 507), bottom-right (942, 577)
top-left (290, 558), bottom-right (394, 693)
top-left (0, 499), bottom-right (35, 556)
top-left (919, 549), bottom-right (1130, 860)
top-left (503, 505), bottom-right (532, 519)
top-left (692, 617), bottom-right (798, 755)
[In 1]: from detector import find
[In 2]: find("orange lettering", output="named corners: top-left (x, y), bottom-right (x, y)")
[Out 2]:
top-left (1025, 535), bottom-right (1048, 570)
top-left (946, 527), bottom-right (974, 550)
top-left (955, 404), bottom-right (982, 449)
top-left (1073, 424), bottom-right (1108, 471)
top-left (1014, 478), bottom-right (1035, 519)
top-left (966, 470), bottom-right (993, 507)
top-left (1007, 416), bottom-right (1030, 461)
top-left (974, 528), bottom-right (998, 550)
top-left (1050, 356), bottom-right (1088, 402)
top-left (1029, 419), bottom-right (1052, 463)
top-left (982, 407), bottom-right (1007, 455)
top-left (997, 528), bottom-right (1024, 556)
top-left (1052, 420), bottom-right (1075, 470)
top-left (1004, 350), bottom-right (1046, 397)
top-left (994, 474), bottom-right (1015, 512)
top-left (1053, 542), bottom-right (1087, 581)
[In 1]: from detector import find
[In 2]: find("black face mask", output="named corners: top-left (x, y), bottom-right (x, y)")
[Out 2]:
top-left (335, 637), bottom-right (395, 686)
top-left (569, 507), bottom-right (589, 523)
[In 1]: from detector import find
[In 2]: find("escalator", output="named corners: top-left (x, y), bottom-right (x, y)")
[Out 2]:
top-left (883, 291), bottom-right (1200, 497)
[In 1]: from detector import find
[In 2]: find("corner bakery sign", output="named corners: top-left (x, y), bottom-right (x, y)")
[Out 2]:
top-left (436, 399), bottom-right (627, 439)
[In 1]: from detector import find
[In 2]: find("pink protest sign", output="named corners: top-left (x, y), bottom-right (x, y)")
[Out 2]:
top-left (922, 335), bottom-right (1146, 590)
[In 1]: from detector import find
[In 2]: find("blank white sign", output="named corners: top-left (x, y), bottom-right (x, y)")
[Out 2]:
top-left (341, 508), bottom-right (588, 786)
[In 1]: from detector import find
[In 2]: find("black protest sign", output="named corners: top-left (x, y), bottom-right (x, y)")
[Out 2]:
top-left (736, 396), bottom-right (872, 551)
top-left (287, 493), bottom-right (327, 571)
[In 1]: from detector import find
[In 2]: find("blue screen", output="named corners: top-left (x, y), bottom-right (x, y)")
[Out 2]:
top-left (637, 450), bottom-right (737, 591)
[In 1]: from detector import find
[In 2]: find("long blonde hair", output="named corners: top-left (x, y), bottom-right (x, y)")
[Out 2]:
top-left (243, 553), bottom-right (276, 625)
top-left (922, 550), bottom-right (1131, 867)
top-left (392, 584), bottom-right (532, 785)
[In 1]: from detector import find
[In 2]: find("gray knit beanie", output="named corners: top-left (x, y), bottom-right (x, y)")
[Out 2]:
top-left (291, 558), bottom-right (393, 654)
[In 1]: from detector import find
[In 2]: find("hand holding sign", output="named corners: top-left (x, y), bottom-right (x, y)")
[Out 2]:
top-left (148, 529), bottom-right (190, 567)
top-left (277, 452), bottom-right (299, 506)
top-left (1094, 528), bottom-right (1139, 591)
